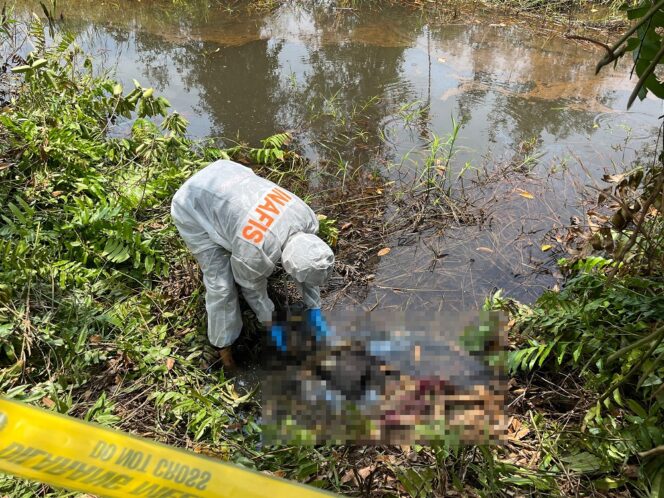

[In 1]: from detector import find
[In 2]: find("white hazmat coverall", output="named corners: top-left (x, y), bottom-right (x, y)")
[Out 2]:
top-left (171, 160), bottom-right (335, 348)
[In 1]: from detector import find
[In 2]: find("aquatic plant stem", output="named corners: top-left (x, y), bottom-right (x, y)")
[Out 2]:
top-left (596, 330), bottom-right (663, 408)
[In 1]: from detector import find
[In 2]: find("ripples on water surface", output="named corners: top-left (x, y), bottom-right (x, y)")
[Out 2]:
top-left (22, 0), bottom-right (663, 310)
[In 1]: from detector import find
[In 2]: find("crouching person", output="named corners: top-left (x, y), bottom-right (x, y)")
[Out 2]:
top-left (171, 159), bottom-right (335, 370)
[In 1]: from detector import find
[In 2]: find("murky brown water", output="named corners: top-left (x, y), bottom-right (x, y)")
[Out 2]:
top-left (21, 0), bottom-right (662, 310)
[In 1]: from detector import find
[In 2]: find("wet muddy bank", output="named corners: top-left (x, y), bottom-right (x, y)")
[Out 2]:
top-left (15, 0), bottom-right (662, 311)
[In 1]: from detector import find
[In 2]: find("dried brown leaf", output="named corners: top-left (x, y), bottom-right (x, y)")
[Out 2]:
top-left (603, 173), bottom-right (626, 184)
top-left (516, 426), bottom-right (531, 439)
top-left (341, 470), bottom-right (355, 484)
top-left (358, 465), bottom-right (375, 479)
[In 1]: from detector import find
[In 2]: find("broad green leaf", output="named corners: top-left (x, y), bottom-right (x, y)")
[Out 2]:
top-left (11, 65), bottom-right (33, 73)
top-left (626, 399), bottom-right (648, 418)
top-left (560, 452), bottom-right (604, 473)
top-left (30, 58), bottom-right (47, 69)
top-left (145, 255), bottom-right (155, 273)
top-left (8, 203), bottom-right (27, 224)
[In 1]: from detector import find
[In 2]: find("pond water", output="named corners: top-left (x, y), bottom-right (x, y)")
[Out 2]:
top-left (21, 0), bottom-right (662, 311)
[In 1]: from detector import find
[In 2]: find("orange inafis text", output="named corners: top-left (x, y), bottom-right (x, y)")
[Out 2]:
top-left (241, 187), bottom-right (293, 244)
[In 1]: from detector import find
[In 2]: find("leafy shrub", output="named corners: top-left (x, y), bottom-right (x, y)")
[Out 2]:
top-left (0, 22), bottom-right (304, 498)
top-left (0, 12), bottom-right (283, 460)
top-left (506, 255), bottom-right (664, 496)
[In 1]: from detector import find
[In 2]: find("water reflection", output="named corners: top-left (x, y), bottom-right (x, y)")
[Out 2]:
top-left (20, 0), bottom-right (662, 308)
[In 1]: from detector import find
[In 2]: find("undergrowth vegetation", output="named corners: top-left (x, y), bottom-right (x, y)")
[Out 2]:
top-left (1, 2), bottom-right (664, 498)
top-left (489, 3), bottom-right (664, 493)
top-left (0, 14), bottom-right (318, 496)
top-left (490, 253), bottom-right (664, 495)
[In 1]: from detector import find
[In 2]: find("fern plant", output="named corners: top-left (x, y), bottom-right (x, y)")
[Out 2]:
top-left (502, 255), bottom-right (664, 496)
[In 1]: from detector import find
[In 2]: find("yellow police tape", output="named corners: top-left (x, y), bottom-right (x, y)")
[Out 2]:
top-left (0, 398), bottom-right (336, 498)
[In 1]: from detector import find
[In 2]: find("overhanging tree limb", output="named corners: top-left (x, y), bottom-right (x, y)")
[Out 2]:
top-left (595, 0), bottom-right (664, 74)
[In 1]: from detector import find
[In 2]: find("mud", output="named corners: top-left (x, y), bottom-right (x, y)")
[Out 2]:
top-left (18, 0), bottom-right (662, 310)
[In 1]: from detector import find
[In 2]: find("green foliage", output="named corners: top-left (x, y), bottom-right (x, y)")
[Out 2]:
top-left (315, 214), bottom-right (339, 247)
top-left (597, 0), bottom-right (664, 108)
top-left (507, 254), bottom-right (664, 496)
top-left (0, 18), bottom-right (252, 494)
top-left (3, 6), bottom-right (660, 498)
top-left (227, 132), bottom-right (295, 165)
top-left (0, 17), bottom-right (330, 497)
top-left (417, 117), bottom-right (462, 199)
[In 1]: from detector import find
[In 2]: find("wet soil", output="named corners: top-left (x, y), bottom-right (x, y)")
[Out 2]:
top-left (19, 0), bottom-right (662, 310)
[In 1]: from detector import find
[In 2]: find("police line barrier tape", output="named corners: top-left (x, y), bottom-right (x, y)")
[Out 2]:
top-left (0, 398), bottom-right (337, 498)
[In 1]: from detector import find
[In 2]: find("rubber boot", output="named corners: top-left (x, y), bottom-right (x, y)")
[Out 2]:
top-left (218, 346), bottom-right (237, 371)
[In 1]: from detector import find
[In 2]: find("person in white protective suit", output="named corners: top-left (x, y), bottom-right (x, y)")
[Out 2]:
top-left (171, 159), bottom-right (335, 369)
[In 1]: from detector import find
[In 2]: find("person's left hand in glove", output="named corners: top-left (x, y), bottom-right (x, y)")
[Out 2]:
top-left (266, 308), bottom-right (330, 353)
top-left (269, 322), bottom-right (287, 352)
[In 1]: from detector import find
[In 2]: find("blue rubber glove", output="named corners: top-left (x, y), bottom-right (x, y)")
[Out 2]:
top-left (270, 323), bottom-right (287, 352)
top-left (306, 308), bottom-right (329, 341)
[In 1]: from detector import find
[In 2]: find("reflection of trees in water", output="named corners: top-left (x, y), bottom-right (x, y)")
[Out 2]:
top-left (72, 22), bottom-right (288, 143)
top-left (280, 7), bottom-right (423, 166)
top-left (23, 0), bottom-right (237, 39)
top-left (129, 30), bottom-right (184, 91)
top-left (177, 39), bottom-right (288, 143)
top-left (164, 3), bottom-right (425, 160)
top-left (430, 23), bottom-right (616, 154)
top-left (293, 43), bottom-right (413, 165)
top-left (25, 1), bottom-right (642, 312)
top-left (45, 20), bottom-right (187, 98)
top-left (496, 95), bottom-right (597, 144)
top-left (460, 82), bottom-right (599, 152)
top-left (63, 2), bottom-right (423, 152)
top-left (31, 1), bottom-right (628, 161)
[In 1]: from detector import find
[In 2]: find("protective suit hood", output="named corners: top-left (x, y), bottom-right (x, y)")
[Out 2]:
top-left (171, 160), bottom-right (333, 347)
top-left (282, 233), bottom-right (335, 286)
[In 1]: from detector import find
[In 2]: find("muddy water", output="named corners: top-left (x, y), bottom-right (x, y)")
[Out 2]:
top-left (25, 1), bottom-right (662, 310)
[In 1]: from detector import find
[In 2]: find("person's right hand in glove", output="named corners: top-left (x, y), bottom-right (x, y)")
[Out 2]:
top-left (306, 308), bottom-right (329, 341)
